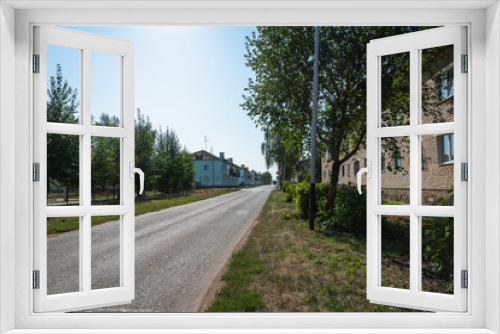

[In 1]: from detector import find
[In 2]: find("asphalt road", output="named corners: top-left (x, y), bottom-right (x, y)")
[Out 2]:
top-left (47, 186), bottom-right (274, 312)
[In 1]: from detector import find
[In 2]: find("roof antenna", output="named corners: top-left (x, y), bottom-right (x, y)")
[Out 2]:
top-left (204, 135), bottom-right (209, 151)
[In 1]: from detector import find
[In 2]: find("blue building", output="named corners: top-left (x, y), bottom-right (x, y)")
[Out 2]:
top-left (192, 150), bottom-right (243, 188)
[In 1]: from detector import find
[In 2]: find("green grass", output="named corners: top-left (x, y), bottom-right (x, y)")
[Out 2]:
top-left (207, 189), bottom-right (420, 312)
top-left (47, 188), bottom-right (239, 235)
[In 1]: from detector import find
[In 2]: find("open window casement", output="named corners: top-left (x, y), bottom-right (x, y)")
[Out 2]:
top-left (33, 26), bottom-right (137, 312)
top-left (362, 26), bottom-right (467, 312)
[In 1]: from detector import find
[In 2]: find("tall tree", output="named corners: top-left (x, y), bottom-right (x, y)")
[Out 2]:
top-left (46, 64), bottom-right (79, 203)
top-left (243, 27), bottom-right (426, 210)
top-left (135, 109), bottom-right (157, 196)
top-left (91, 114), bottom-right (120, 202)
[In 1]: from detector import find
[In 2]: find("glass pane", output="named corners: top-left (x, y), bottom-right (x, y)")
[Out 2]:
top-left (421, 216), bottom-right (454, 294)
top-left (91, 137), bottom-right (121, 205)
top-left (91, 215), bottom-right (121, 290)
top-left (47, 45), bottom-right (81, 124)
top-left (381, 137), bottom-right (410, 205)
top-left (47, 217), bottom-right (80, 294)
top-left (421, 134), bottom-right (454, 206)
top-left (381, 52), bottom-right (410, 127)
top-left (91, 52), bottom-right (121, 127)
top-left (381, 215), bottom-right (410, 289)
top-left (421, 45), bottom-right (454, 124)
top-left (47, 134), bottom-right (80, 206)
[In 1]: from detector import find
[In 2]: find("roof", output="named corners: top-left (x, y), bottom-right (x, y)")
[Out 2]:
top-left (191, 150), bottom-right (220, 161)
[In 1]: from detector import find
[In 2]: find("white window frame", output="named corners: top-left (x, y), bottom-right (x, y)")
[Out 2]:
top-left (33, 25), bottom-right (136, 313)
top-left (365, 26), bottom-right (467, 312)
top-left (1, 2), bottom-right (498, 333)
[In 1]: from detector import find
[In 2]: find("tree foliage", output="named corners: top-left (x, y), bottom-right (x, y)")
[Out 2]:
top-left (243, 27), bottom-right (429, 210)
top-left (46, 64), bottom-right (79, 203)
top-left (154, 127), bottom-right (195, 194)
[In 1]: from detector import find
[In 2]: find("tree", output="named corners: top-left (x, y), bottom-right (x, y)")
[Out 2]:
top-left (261, 171), bottom-right (272, 185)
top-left (46, 64), bottom-right (79, 204)
top-left (243, 27), bottom-right (427, 211)
top-left (91, 114), bottom-right (120, 202)
top-left (135, 109), bottom-right (157, 196)
top-left (261, 129), bottom-right (301, 189)
top-left (154, 127), bottom-right (195, 194)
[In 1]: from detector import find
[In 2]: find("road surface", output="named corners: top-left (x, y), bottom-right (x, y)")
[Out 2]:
top-left (47, 186), bottom-right (273, 312)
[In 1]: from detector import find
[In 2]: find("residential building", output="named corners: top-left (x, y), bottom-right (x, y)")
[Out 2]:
top-left (191, 150), bottom-right (241, 187)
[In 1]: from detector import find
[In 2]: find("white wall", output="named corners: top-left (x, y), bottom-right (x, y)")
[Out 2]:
top-left (0, 2), bottom-right (16, 333)
top-left (486, 2), bottom-right (500, 333)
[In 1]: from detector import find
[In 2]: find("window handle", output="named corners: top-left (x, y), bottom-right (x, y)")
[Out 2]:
top-left (129, 162), bottom-right (145, 195)
top-left (356, 162), bottom-right (371, 195)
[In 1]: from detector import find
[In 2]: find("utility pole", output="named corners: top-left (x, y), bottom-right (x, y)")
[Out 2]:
top-left (309, 26), bottom-right (320, 231)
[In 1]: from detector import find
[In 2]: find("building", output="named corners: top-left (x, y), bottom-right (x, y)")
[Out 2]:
top-left (191, 150), bottom-right (242, 187)
top-left (322, 46), bottom-right (454, 206)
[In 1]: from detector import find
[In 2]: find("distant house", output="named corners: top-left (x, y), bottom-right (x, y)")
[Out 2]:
top-left (191, 150), bottom-right (242, 188)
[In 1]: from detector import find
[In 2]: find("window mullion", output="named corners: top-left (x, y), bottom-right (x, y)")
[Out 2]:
top-left (82, 47), bottom-right (92, 294)
top-left (409, 47), bottom-right (420, 294)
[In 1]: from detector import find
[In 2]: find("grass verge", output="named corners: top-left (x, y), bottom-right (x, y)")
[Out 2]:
top-left (207, 189), bottom-right (419, 312)
top-left (47, 188), bottom-right (239, 235)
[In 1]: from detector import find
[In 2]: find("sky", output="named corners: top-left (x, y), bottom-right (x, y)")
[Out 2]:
top-left (48, 26), bottom-right (277, 177)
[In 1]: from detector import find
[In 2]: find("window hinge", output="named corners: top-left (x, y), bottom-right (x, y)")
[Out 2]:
top-left (461, 162), bottom-right (468, 182)
top-left (33, 270), bottom-right (40, 289)
top-left (33, 54), bottom-right (40, 73)
top-left (461, 270), bottom-right (468, 289)
top-left (33, 163), bottom-right (40, 182)
top-left (461, 54), bottom-right (468, 73)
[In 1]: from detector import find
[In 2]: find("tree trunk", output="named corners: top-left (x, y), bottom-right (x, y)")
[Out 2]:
top-left (64, 182), bottom-right (69, 205)
top-left (326, 160), bottom-right (341, 211)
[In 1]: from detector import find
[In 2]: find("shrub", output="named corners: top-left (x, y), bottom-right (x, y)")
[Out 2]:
top-left (421, 191), bottom-right (454, 289)
top-left (295, 182), bottom-right (330, 219)
top-left (318, 183), bottom-right (366, 234)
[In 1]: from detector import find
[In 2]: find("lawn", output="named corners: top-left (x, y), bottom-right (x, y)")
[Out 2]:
top-left (207, 189), bottom-right (421, 312)
top-left (47, 188), bottom-right (239, 235)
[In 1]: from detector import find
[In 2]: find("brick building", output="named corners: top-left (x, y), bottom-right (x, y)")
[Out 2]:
top-left (322, 45), bottom-right (454, 206)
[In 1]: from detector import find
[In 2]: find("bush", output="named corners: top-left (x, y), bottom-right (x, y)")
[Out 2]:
top-left (318, 183), bottom-right (366, 234)
top-left (295, 182), bottom-right (330, 219)
top-left (421, 192), bottom-right (454, 289)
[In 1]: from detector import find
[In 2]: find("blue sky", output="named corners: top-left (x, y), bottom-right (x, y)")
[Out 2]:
top-left (48, 26), bottom-right (276, 176)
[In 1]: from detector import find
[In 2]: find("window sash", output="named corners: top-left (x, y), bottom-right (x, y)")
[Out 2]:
top-left (33, 25), bottom-right (135, 313)
top-left (366, 26), bottom-right (467, 312)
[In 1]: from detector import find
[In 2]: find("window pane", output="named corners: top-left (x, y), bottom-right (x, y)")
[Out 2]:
top-left (421, 45), bottom-right (454, 124)
top-left (421, 135), bottom-right (454, 206)
top-left (47, 134), bottom-right (80, 206)
top-left (47, 45), bottom-right (80, 124)
top-left (381, 137), bottom-right (410, 205)
top-left (91, 52), bottom-right (121, 127)
top-left (47, 217), bottom-right (80, 295)
top-left (381, 215), bottom-right (410, 289)
top-left (421, 216), bottom-right (454, 295)
top-left (92, 215), bottom-right (121, 290)
top-left (381, 52), bottom-right (410, 127)
top-left (91, 137), bottom-right (121, 205)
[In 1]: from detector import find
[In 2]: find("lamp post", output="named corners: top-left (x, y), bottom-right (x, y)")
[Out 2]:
top-left (309, 26), bottom-right (320, 231)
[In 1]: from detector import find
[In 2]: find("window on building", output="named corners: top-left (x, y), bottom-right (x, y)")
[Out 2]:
top-left (437, 133), bottom-right (454, 164)
top-left (342, 164), bottom-right (345, 177)
top-left (347, 163), bottom-right (351, 177)
top-left (204, 175), bottom-right (209, 183)
top-left (364, 158), bottom-right (367, 168)
top-left (204, 164), bottom-right (209, 171)
top-left (381, 151), bottom-right (386, 171)
top-left (392, 148), bottom-right (403, 169)
top-left (435, 65), bottom-right (454, 101)
top-left (354, 160), bottom-right (360, 175)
